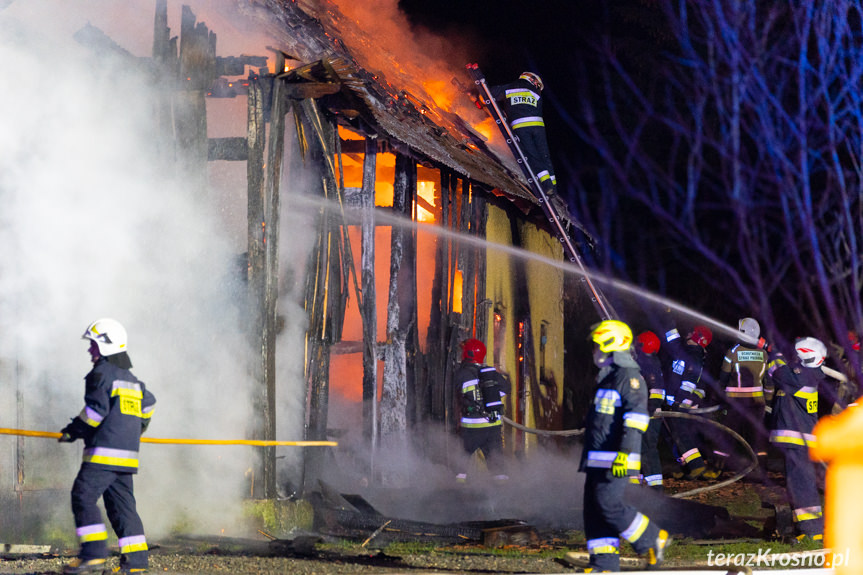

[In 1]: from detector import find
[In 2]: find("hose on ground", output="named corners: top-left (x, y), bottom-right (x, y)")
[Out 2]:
top-left (0, 427), bottom-right (337, 447)
top-left (501, 409), bottom-right (758, 499)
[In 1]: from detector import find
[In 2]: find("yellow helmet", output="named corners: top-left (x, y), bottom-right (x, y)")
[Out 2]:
top-left (590, 320), bottom-right (633, 353)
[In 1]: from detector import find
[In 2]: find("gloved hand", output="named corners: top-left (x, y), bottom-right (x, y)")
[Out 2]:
top-left (58, 432), bottom-right (75, 443)
top-left (612, 452), bottom-right (628, 477)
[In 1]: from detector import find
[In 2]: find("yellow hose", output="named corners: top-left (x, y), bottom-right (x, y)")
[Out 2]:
top-left (0, 427), bottom-right (337, 447)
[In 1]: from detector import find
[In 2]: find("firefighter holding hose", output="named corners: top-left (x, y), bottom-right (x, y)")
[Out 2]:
top-left (767, 337), bottom-right (826, 542)
top-left (58, 318), bottom-right (155, 574)
top-left (454, 338), bottom-right (509, 483)
top-left (580, 320), bottom-right (670, 571)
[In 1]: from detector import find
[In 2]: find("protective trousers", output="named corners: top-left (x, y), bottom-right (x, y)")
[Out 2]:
top-left (512, 125), bottom-right (556, 195)
top-left (717, 398), bottom-right (768, 467)
top-left (584, 469), bottom-right (661, 571)
top-left (664, 415), bottom-right (705, 475)
top-left (459, 425), bottom-right (503, 476)
top-left (640, 417), bottom-right (663, 489)
top-left (71, 465), bottom-right (148, 569)
top-left (781, 446), bottom-right (824, 538)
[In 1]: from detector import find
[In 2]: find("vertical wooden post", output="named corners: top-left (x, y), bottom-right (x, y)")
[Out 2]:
top-left (473, 192), bottom-right (489, 343)
top-left (259, 62), bottom-right (287, 499)
top-left (150, 0), bottom-right (176, 163)
top-left (380, 154), bottom-right (412, 439)
top-left (174, 5), bottom-right (213, 199)
top-left (360, 137), bottom-right (378, 454)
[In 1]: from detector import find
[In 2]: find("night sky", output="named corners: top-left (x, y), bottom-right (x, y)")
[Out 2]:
top-left (397, 0), bottom-right (668, 215)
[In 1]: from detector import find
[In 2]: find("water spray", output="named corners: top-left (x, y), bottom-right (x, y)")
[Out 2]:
top-left (291, 192), bottom-right (749, 340)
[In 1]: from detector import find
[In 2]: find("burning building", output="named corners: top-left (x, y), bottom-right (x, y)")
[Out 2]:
top-left (0, 0), bottom-right (604, 539)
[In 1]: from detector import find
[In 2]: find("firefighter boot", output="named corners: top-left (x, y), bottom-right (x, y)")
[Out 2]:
top-left (61, 558), bottom-right (107, 574)
top-left (647, 529), bottom-right (671, 569)
top-left (702, 458), bottom-right (726, 480)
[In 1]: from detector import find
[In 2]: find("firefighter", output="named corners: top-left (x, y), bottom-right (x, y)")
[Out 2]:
top-left (767, 337), bottom-right (826, 542)
top-left (58, 318), bottom-right (156, 574)
top-left (580, 320), bottom-right (670, 572)
top-left (710, 317), bottom-right (770, 479)
top-left (454, 338), bottom-right (509, 482)
top-left (490, 71), bottom-right (558, 198)
top-left (661, 324), bottom-right (712, 478)
top-left (634, 330), bottom-right (665, 490)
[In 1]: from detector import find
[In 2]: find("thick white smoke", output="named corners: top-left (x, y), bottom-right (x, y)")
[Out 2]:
top-left (0, 0), bottom-right (311, 539)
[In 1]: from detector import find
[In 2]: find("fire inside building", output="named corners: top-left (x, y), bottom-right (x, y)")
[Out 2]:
top-left (137, 0), bottom-right (601, 496)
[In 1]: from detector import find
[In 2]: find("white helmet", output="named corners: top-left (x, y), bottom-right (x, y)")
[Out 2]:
top-left (519, 71), bottom-right (544, 91)
top-left (82, 318), bottom-right (128, 356)
top-left (739, 317), bottom-right (761, 340)
top-left (795, 337), bottom-right (826, 368)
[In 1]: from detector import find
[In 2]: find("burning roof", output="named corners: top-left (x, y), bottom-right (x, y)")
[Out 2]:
top-left (245, 0), bottom-right (549, 211)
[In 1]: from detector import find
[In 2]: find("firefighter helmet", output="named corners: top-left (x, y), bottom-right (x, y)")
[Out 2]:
top-left (519, 71), bottom-right (544, 91)
top-left (795, 337), bottom-right (827, 368)
top-left (689, 325), bottom-right (713, 348)
top-left (590, 320), bottom-right (633, 353)
top-left (461, 338), bottom-right (487, 363)
top-left (637, 331), bottom-right (660, 355)
top-left (82, 318), bottom-right (128, 357)
top-left (738, 317), bottom-right (761, 341)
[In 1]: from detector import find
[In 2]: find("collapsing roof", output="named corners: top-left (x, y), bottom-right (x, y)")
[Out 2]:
top-left (245, 0), bottom-right (559, 213)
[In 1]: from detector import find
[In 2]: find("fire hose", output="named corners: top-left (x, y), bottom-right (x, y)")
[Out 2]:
top-left (503, 409), bottom-right (757, 499)
top-left (0, 427), bottom-right (337, 447)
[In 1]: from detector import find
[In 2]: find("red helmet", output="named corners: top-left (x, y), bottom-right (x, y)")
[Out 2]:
top-left (689, 325), bottom-right (713, 348)
top-left (850, 330), bottom-right (860, 351)
top-left (637, 331), bottom-right (660, 355)
top-left (462, 338), bottom-right (487, 363)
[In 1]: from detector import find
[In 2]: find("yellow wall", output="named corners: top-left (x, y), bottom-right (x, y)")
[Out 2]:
top-left (484, 203), bottom-right (566, 454)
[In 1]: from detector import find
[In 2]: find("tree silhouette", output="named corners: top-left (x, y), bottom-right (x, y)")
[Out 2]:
top-left (560, 0), bottom-right (863, 372)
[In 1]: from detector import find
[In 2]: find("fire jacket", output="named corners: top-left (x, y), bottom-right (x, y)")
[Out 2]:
top-left (455, 361), bottom-right (508, 429)
top-left (636, 350), bottom-right (665, 413)
top-left (719, 343), bottom-right (769, 403)
top-left (580, 352), bottom-right (650, 475)
top-left (490, 78), bottom-right (545, 131)
top-left (663, 329), bottom-right (706, 409)
top-left (767, 353), bottom-right (821, 448)
top-left (63, 358), bottom-right (156, 473)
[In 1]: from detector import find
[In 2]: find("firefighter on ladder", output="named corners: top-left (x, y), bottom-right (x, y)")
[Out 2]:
top-left (58, 318), bottom-right (156, 574)
top-left (767, 337), bottom-right (826, 542)
top-left (490, 71), bottom-right (558, 198)
top-left (580, 320), bottom-right (670, 572)
top-left (454, 338), bottom-right (509, 482)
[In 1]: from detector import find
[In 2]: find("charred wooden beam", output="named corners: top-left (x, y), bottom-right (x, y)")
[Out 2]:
top-left (258, 59), bottom-right (288, 499)
top-left (174, 5), bottom-right (214, 199)
top-left (360, 137), bottom-right (378, 448)
top-left (380, 154), bottom-right (416, 441)
top-left (283, 82), bottom-right (341, 99)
